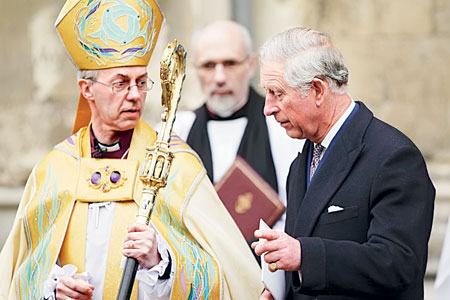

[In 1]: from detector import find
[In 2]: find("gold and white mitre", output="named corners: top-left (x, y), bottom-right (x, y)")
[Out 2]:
top-left (55, 0), bottom-right (164, 132)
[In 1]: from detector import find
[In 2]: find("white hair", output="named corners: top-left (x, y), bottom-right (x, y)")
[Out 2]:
top-left (190, 20), bottom-right (253, 61)
top-left (259, 27), bottom-right (349, 96)
top-left (77, 70), bottom-right (100, 81)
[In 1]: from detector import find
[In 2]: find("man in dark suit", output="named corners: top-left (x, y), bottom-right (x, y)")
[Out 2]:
top-left (252, 27), bottom-right (435, 299)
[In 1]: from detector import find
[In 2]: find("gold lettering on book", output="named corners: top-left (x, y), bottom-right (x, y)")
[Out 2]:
top-left (235, 192), bottom-right (253, 214)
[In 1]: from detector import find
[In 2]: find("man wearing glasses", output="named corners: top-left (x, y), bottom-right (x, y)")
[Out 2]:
top-left (172, 20), bottom-right (303, 238)
top-left (0, 1), bottom-right (262, 300)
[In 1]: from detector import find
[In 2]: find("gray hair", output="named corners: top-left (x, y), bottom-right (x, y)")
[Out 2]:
top-left (259, 27), bottom-right (349, 96)
top-left (190, 20), bottom-right (253, 61)
top-left (77, 70), bottom-right (100, 81)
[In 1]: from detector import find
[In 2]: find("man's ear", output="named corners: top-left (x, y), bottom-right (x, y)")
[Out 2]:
top-left (78, 79), bottom-right (94, 101)
top-left (311, 77), bottom-right (326, 106)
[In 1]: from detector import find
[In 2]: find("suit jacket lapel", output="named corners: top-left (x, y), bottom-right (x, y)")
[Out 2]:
top-left (293, 102), bottom-right (373, 237)
top-left (285, 142), bottom-right (310, 236)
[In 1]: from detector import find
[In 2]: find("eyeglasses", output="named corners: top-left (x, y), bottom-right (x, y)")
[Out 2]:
top-left (89, 78), bottom-right (154, 93)
top-left (196, 56), bottom-right (249, 73)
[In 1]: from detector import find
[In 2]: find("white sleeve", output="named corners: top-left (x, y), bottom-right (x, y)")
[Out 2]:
top-left (42, 264), bottom-right (60, 300)
top-left (135, 227), bottom-right (174, 300)
top-left (43, 264), bottom-right (90, 300)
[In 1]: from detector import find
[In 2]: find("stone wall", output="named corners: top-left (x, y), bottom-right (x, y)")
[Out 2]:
top-left (0, 0), bottom-right (449, 287)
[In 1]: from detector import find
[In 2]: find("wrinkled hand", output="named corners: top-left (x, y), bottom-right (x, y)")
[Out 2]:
top-left (260, 289), bottom-right (274, 300)
top-left (122, 222), bottom-right (161, 269)
top-left (56, 276), bottom-right (94, 300)
top-left (252, 229), bottom-right (301, 272)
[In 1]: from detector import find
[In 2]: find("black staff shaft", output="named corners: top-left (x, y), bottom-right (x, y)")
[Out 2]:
top-left (116, 257), bottom-right (139, 300)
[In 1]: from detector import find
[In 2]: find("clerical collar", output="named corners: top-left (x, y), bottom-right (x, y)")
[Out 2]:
top-left (90, 126), bottom-right (133, 159)
top-left (206, 101), bottom-right (248, 121)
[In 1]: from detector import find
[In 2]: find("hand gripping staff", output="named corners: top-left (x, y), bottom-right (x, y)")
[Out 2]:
top-left (116, 40), bottom-right (186, 300)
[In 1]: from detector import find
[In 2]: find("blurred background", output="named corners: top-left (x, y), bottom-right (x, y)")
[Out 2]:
top-left (1, 0), bottom-right (449, 297)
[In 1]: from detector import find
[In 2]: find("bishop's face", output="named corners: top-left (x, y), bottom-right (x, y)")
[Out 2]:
top-left (80, 66), bottom-right (148, 142)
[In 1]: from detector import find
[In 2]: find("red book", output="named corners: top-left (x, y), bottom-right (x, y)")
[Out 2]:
top-left (214, 156), bottom-right (285, 241)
